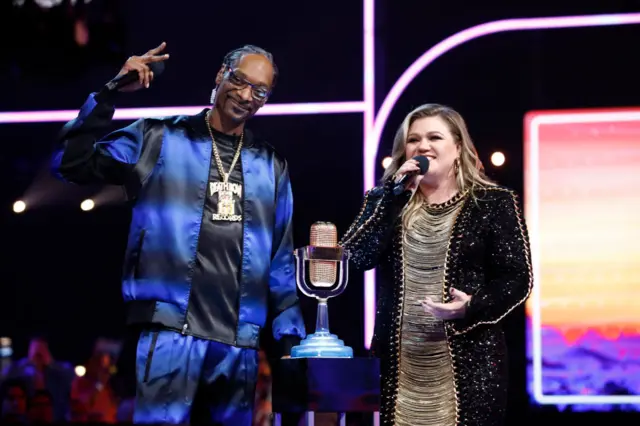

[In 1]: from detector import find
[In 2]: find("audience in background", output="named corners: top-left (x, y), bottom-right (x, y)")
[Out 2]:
top-left (0, 337), bottom-right (274, 424)
top-left (0, 379), bottom-right (28, 423)
top-left (71, 350), bottom-right (119, 423)
top-left (253, 349), bottom-right (273, 426)
top-left (68, 398), bottom-right (89, 423)
top-left (26, 390), bottom-right (54, 424)
top-left (2, 337), bottom-right (74, 422)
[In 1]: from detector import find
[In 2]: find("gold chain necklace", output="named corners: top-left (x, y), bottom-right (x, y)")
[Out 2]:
top-left (205, 110), bottom-right (244, 221)
top-left (205, 110), bottom-right (244, 183)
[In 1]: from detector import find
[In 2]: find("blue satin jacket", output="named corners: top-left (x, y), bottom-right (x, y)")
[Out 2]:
top-left (51, 91), bottom-right (306, 353)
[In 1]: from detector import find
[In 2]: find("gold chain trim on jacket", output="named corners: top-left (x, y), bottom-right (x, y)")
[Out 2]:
top-left (448, 187), bottom-right (533, 336)
top-left (339, 192), bottom-right (386, 248)
top-left (440, 194), bottom-right (468, 426)
top-left (383, 222), bottom-right (405, 426)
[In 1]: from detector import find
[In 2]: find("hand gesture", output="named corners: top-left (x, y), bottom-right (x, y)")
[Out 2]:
top-left (394, 158), bottom-right (424, 191)
top-left (116, 42), bottom-right (170, 92)
top-left (421, 288), bottom-right (471, 320)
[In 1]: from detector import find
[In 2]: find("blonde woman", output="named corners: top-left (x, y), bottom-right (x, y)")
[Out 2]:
top-left (340, 104), bottom-right (533, 426)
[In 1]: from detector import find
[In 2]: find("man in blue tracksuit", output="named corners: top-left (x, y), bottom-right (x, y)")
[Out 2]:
top-left (51, 42), bottom-right (306, 424)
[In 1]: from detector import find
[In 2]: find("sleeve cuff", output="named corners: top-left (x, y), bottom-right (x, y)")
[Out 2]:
top-left (93, 84), bottom-right (123, 104)
top-left (276, 335), bottom-right (302, 357)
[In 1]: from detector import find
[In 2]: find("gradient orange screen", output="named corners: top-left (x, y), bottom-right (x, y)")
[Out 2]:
top-left (524, 108), bottom-right (640, 409)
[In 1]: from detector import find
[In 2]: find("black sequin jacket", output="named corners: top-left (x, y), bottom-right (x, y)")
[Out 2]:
top-left (339, 178), bottom-right (533, 426)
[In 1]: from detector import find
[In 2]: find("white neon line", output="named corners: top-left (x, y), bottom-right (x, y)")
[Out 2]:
top-left (263, 101), bottom-right (365, 115)
top-left (537, 395), bottom-right (640, 404)
top-left (527, 109), bottom-right (640, 405)
top-left (363, 0), bottom-right (376, 349)
top-left (0, 101), bottom-right (367, 124)
top-left (363, 0), bottom-right (375, 156)
top-left (531, 111), bottom-right (640, 124)
top-left (527, 114), bottom-right (543, 404)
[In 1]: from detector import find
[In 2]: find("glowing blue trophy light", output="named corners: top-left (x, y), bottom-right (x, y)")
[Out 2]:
top-left (291, 222), bottom-right (353, 358)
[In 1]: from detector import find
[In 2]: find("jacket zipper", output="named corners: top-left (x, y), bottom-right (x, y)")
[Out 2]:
top-left (232, 151), bottom-right (246, 347)
top-left (182, 143), bottom-right (214, 335)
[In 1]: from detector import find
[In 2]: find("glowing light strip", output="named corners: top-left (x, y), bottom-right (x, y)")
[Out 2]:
top-left (535, 395), bottom-right (640, 404)
top-left (362, 0), bottom-right (376, 348)
top-left (526, 109), bottom-right (640, 405)
top-left (362, 12), bottom-right (640, 350)
top-left (0, 101), bottom-right (366, 124)
top-left (529, 110), bottom-right (640, 124)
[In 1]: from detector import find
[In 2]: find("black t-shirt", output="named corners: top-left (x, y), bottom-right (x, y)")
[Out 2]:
top-left (186, 113), bottom-right (244, 344)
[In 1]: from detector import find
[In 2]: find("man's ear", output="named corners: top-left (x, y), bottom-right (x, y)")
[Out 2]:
top-left (215, 65), bottom-right (226, 86)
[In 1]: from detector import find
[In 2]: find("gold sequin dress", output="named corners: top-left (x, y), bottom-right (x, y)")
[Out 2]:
top-left (394, 194), bottom-right (466, 426)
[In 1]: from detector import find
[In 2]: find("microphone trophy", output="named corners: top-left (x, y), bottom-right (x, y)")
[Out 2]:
top-left (290, 222), bottom-right (353, 358)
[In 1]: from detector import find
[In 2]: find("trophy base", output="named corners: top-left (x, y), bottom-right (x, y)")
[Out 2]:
top-left (290, 331), bottom-right (353, 359)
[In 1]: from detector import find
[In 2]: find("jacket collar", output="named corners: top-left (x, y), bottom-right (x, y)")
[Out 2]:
top-left (183, 108), bottom-right (256, 147)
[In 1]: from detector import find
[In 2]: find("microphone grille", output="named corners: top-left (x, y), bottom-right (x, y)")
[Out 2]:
top-left (309, 222), bottom-right (338, 287)
top-left (310, 221), bottom-right (337, 247)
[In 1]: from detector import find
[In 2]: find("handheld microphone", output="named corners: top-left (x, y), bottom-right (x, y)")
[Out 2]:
top-left (309, 222), bottom-right (338, 287)
top-left (393, 155), bottom-right (429, 194)
top-left (104, 61), bottom-right (165, 92)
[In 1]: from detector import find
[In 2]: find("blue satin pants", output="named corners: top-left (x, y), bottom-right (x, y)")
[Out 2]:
top-left (132, 328), bottom-right (258, 425)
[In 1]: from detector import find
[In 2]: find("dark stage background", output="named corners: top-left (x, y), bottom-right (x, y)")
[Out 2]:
top-left (0, 0), bottom-right (638, 424)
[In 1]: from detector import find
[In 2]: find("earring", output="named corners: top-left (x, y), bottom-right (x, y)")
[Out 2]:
top-left (209, 87), bottom-right (217, 104)
top-left (454, 158), bottom-right (460, 174)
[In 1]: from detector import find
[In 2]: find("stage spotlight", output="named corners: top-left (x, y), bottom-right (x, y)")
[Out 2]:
top-left (13, 200), bottom-right (26, 213)
top-left (80, 199), bottom-right (94, 211)
top-left (74, 365), bottom-right (86, 377)
top-left (382, 156), bottom-right (393, 169)
top-left (491, 151), bottom-right (505, 167)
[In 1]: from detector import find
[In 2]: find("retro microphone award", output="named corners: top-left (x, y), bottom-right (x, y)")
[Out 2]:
top-left (290, 222), bottom-right (353, 358)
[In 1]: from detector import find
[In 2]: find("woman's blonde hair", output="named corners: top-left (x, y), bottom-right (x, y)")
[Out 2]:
top-left (381, 103), bottom-right (495, 228)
